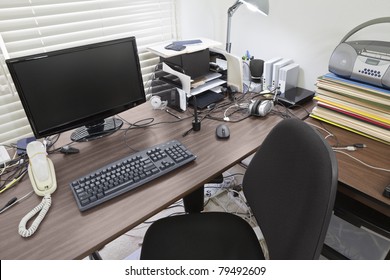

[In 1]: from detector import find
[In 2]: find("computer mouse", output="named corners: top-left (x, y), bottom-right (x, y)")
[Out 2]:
top-left (216, 124), bottom-right (230, 139)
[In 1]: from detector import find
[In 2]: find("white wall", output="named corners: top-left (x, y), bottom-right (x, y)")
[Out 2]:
top-left (176, 0), bottom-right (390, 91)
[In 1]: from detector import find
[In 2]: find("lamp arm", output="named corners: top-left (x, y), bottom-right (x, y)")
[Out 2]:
top-left (226, 1), bottom-right (243, 52)
top-left (228, 1), bottom-right (243, 17)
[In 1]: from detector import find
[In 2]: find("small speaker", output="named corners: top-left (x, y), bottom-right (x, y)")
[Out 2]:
top-left (250, 59), bottom-right (264, 81)
top-left (329, 43), bottom-right (357, 77)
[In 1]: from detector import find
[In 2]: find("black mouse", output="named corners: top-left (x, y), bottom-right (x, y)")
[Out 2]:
top-left (216, 124), bottom-right (230, 139)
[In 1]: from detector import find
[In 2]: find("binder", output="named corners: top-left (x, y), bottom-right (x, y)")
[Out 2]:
top-left (272, 58), bottom-right (293, 89)
top-left (262, 57), bottom-right (282, 91)
top-left (278, 63), bottom-right (299, 93)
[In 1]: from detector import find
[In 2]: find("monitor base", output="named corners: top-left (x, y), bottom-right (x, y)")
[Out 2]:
top-left (71, 118), bottom-right (123, 142)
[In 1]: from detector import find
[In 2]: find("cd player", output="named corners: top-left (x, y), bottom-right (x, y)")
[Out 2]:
top-left (329, 17), bottom-right (390, 89)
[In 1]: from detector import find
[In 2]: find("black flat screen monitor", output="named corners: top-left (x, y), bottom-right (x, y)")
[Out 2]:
top-left (6, 36), bottom-right (146, 142)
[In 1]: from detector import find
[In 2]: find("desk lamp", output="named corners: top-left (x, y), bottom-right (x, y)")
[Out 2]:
top-left (226, 0), bottom-right (269, 53)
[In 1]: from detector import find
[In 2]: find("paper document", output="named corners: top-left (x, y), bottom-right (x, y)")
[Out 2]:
top-left (190, 79), bottom-right (226, 96)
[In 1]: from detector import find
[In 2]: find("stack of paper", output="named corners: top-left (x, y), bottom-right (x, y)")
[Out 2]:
top-left (310, 73), bottom-right (390, 144)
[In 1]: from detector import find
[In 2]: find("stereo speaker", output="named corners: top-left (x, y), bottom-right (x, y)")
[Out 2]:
top-left (329, 43), bottom-right (358, 77)
top-left (250, 59), bottom-right (264, 81)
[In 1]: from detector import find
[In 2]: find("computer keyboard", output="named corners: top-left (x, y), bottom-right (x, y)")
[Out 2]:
top-left (69, 139), bottom-right (196, 211)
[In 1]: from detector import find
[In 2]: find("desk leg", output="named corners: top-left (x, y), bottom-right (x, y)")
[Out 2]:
top-left (183, 186), bottom-right (205, 213)
top-left (183, 174), bottom-right (224, 213)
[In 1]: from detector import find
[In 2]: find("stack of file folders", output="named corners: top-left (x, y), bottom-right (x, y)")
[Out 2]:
top-left (310, 73), bottom-right (390, 145)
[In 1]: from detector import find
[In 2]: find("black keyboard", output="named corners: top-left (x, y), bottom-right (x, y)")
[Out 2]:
top-left (69, 140), bottom-right (196, 211)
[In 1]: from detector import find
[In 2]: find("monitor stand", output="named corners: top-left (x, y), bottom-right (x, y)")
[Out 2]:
top-left (70, 117), bottom-right (123, 142)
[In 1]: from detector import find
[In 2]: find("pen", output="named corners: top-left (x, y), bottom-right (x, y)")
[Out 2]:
top-left (0, 191), bottom-right (34, 214)
top-left (165, 109), bottom-right (181, 119)
top-left (0, 197), bottom-right (17, 213)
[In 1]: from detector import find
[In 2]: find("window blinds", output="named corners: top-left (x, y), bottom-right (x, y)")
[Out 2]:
top-left (0, 0), bottom-right (177, 144)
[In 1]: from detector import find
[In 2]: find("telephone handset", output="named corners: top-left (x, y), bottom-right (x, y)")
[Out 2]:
top-left (18, 141), bottom-right (57, 238)
top-left (27, 141), bottom-right (57, 195)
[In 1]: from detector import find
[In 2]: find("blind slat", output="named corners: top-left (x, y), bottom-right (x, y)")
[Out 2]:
top-left (0, 0), bottom-right (177, 144)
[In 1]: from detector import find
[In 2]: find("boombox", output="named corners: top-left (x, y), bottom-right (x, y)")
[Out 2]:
top-left (329, 17), bottom-right (390, 89)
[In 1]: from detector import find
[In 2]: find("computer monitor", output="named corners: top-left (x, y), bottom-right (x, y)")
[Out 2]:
top-left (6, 36), bottom-right (146, 142)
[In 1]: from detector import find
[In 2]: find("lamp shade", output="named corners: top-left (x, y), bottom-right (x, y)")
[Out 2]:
top-left (242, 0), bottom-right (269, 16)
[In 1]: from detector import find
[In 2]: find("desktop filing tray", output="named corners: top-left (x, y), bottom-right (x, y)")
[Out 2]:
top-left (147, 39), bottom-right (229, 111)
top-left (149, 72), bottom-right (186, 112)
top-left (150, 61), bottom-right (226, 111)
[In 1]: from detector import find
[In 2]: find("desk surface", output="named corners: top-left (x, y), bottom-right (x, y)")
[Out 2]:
top-left (308, 119), bottom-right (390, 217)
top-left (1, 100), bottom-right (388, 259)
top-left (0, 100), bottom-right (311, 259)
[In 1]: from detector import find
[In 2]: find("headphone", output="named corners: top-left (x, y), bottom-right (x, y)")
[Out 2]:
top-left (248, 99), bottom-right (274, 117)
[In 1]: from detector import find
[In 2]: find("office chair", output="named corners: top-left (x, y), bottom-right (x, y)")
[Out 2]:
top-left (140, 118), bottom-right (338, 260)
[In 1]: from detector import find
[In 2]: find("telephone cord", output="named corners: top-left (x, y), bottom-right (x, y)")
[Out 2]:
top-left (18, 194), bottom-right (52, 238)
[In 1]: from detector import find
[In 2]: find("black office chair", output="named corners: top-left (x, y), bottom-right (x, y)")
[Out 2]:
top-left (140, 118), bottom-right (338, 260)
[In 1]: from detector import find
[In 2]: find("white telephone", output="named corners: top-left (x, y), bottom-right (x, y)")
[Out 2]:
top-left (27, 141), bottom-right (57, 195)
top-left (18, 141), bottom-right (57, 238)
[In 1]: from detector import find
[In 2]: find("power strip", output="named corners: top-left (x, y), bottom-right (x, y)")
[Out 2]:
top-left (204, 175), bottom-right (236, 198)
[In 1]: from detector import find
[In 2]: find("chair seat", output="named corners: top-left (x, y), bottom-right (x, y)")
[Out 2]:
top-left (140, 212), bottom-right (265, 260)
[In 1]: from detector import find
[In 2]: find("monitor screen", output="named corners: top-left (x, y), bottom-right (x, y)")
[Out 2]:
top-left (6, 36), bottom-right (146, 142)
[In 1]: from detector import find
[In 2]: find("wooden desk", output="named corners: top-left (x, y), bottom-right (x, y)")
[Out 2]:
top-left (0, 101), bottom-right (310, 259)
top-left (308, 119), bottom-right (390, 239)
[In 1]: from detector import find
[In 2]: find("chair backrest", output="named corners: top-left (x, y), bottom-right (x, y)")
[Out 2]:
top-left (243, 118), bottom-right (338, 259)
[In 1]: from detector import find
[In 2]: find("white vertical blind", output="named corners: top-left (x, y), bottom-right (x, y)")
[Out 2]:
top-left (0, 0), bottom-right (177, 144)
